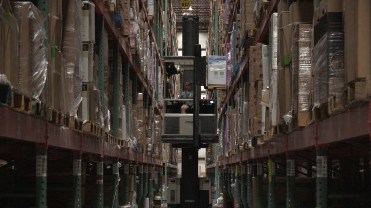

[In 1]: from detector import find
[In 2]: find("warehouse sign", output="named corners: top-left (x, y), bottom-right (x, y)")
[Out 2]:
top-left (180, 0), bottom-right (191, 8)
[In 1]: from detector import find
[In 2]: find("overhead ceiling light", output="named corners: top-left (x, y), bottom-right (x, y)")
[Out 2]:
top-left (188, 6), bottom-right (193, 11)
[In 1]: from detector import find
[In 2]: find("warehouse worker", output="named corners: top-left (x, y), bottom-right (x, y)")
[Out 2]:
top-left (179, 81), bottom-right (193, 113)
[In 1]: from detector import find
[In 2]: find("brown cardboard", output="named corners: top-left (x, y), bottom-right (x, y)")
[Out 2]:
top-left (289, 2), bottom-right (314, 24)
top-left (49, 0), bottom-right (63, 49)
top-left (279, 67), bottom-right (292, 118)
top-left (277, 0), bottom-right (289, 13)
top-left (298, 111), bottom-right (311, 127)
top-left (0, 1), bottom-right (19, 88)
top-left (344, 0), bottom-right (371, 89)
top-left (280, 24), bottom-right (292, 66)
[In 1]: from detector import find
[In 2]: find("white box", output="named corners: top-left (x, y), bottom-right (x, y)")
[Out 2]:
top-left (82, 1), bottom-right (95, 42)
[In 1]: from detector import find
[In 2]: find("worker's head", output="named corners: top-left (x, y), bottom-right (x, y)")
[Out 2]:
top-left (184, 81), bottom-right (192, 91)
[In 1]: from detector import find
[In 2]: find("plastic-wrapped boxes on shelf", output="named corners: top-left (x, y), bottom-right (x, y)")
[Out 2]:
top-left (81, 1), bottom-right (95, 43)
top-left (11, 2), bottom-right (47, 100)
top-left (291, 24), bottom-right (312, 127)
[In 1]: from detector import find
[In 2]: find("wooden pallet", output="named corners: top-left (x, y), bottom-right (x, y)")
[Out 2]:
top-left (11, 91), bottom-right (32, 114)
top-left (312, 103), bottom-right (329, 122)
top-left (66, 116), bottom-right (82, 132)
top-left (346, 80), bottom-right (368, 107)
top-left (0, 84), bottom-right (12, 105)
top-left (327, 93), bottom-right (345, 116)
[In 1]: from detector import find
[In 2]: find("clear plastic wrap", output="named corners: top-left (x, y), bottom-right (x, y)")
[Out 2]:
top-left (313, 32), bottom-right (344, 107)
top-left (291, 24), bottom-right (312, 112)
top-left (269, 13), bottom-right (279, 126)
top-left (11, 2), bottom-right (47, 100)
top-left (0, 1), bottom-right (19, 89)
top-left (62, 0), bottom-right (82, 116)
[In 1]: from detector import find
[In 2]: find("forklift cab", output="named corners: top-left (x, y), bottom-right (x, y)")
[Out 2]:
top-left (162, 56), bottom-right (218, 146)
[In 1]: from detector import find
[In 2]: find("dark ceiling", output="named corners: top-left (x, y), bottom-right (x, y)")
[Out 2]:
top-left (172, 0), bottom-right (211, 31)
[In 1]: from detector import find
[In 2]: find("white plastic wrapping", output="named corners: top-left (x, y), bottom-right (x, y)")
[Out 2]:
top-left (291, 24), bottom-right (312, 112)
top-left (313, 32), bottom-right (344, 107)
top-left (269, 13), bottom-right (279, 126)
top-left (12, 2), bottom-right (47, 100)
top-left (62, 0), bottom-right (83, 116)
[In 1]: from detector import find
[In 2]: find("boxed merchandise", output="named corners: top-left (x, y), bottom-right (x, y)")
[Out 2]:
top-left (291, 24), bottom-right (312, 126)
top-left (269, 13), bottom-right (279, 126)
top-left (279, 11), bottom-right (291, 66)
top-left (11, 2), bottom-right (47, 100)
top-left (81, 1), bottom-right (95, 43)
top-left (289, 2), bottom-right (313, 24)
top-left (62, 0), bottom-right (83, 116)
top-left (313, 31), bottom-right (344, 109)
top-left (344, 0), bottom-right (371, 86)
top-left (81, 83), bottom-right (99, 122)
top-left (0, 0), bottom-right (19, 88)
top-left (49, 0), bottom-right (63, 50)
top-left (82, 44), bottom-right (95, 83)
top-left (278, 67), bottom-right (292, 122)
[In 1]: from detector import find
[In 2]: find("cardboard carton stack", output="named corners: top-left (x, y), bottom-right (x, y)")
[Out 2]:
top-left (343, 0), bottom-right (371, 101)
top-left (117, 0), bottom-right (131, 36)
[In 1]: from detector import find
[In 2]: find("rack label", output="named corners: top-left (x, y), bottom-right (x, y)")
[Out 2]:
top-left (287, 159), bottom-right (295, 176)
top-left (180, 0), bottom-right (190, 8)
top-left (73, 159), bottom-right (82, 176)
top-left (36, 155), bottom-right (47, 177)
top-left (316, 156), bottom-right (328, 178)
top-left (113, 163), bottom-right (119, 175)
top-left (97, 162), bottom-right (103, 176)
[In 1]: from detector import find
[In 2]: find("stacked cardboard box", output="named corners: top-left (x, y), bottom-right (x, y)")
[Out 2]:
top-left (343, 0), bottom-right (371, 100)
top-left (291, 24), bottom-right (313, 126)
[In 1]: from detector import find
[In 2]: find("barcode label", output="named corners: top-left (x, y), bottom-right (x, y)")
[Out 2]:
top-left (97, 162), bottom-right (103, 176)
top-left (287, 159), bottom-right (295, 176)
top-left (113, 163), bottom-right (119, 175)
top-left (317, 156), bottom-right (327, 177)
top-left (36, 155), bottom-right (47, 177)
top-left (73, 159), bottom-right (82, 176)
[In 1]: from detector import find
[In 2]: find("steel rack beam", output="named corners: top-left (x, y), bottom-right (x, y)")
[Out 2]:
top-left (0, 107), bottom-right (162, 166)
top-left (255, 0), bottom-right (280, 43)
top-left (215, 103), bottom-right (370, 165)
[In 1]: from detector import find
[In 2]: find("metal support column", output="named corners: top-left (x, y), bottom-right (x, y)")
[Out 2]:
top-left (96, 158), bottom-right (104, 208)
top-left (143, 165), bottom-right (149, 201)
top-left (111, 45), bottom-right (120, 137)
top-left (36, 146), bottom-right (47, 208)
top-left (234, 164), bottom-right (240, 207)
top-left (137, 165), bottom-right (144, 206)
top-left (268, 159), bottom-right (276, 208)
top-left (247, 163), bottom-right (253, 208)
top-left (163, 0), bottom-right (168, 56)
top-left (316, 149), bottom-right (328, 208)
top-left (256, 162), bottom-right (264, 208)
top-left (124, 62), bottom-right (130, 138)
top-left (148, 167), bottom-right (154, 206)
top-left (240, 164), bottom-right (247, 208)
top-left (112, 161), bottom-right (120, 208)
top-left (286, 158), bottom-right (296, 208)
top-left (122, 164), bottom-right (130, 205)
top-left (72, 153), bottom-right (82, 208)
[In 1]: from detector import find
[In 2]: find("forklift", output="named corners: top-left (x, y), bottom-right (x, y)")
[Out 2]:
top-left (162, 16), bottom-right (219, 208)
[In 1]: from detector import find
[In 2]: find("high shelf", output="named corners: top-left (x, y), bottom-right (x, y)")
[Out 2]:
top-left (206, 0), bottom-right (371, 208)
